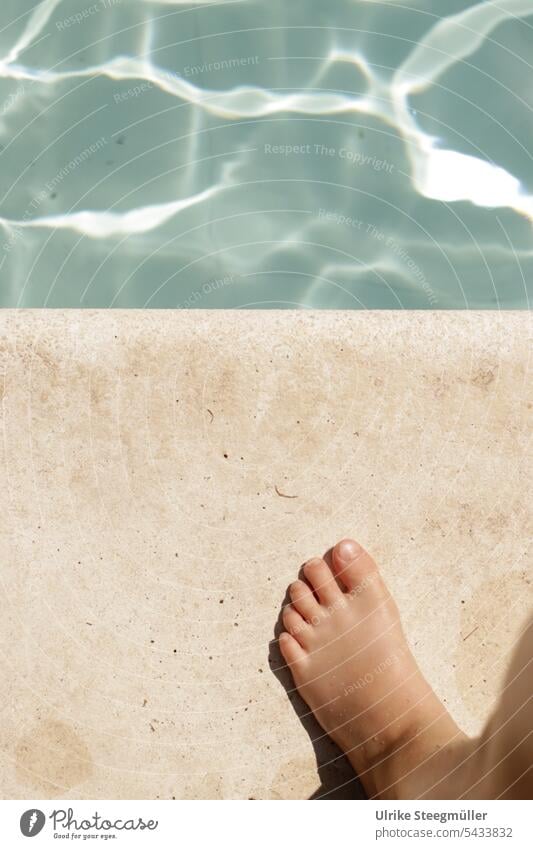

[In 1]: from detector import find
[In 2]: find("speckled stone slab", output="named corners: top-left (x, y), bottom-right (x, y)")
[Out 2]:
top-left (0, 311), bottom-right (531, 799)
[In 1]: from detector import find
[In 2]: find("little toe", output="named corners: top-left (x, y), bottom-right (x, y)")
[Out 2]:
top-left (303, 557), bottom-right (342, 606)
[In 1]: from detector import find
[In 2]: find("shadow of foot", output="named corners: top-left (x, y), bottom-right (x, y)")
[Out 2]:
top-left (269, 556), bottom-right (366, 800)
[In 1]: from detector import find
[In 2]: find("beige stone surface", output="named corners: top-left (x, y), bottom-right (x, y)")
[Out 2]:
top-left (0, 310), bottom-right (531, 800)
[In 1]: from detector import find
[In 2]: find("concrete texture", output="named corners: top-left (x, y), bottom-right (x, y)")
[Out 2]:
top-left (0, 310), bottom-right (531, 800)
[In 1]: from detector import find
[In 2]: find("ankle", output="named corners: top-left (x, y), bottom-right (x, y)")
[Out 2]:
top-left (344, 719), bottom-right (424, 798)
top-left (357, 707), bottom-right (470, 799)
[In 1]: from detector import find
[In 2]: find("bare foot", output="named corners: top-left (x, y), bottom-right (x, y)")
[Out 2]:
top-left (279, 539), bottom-right (477, 799)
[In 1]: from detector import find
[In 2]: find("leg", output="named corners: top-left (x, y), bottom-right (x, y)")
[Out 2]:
top-left (471, 615), bottom-right (532, 799)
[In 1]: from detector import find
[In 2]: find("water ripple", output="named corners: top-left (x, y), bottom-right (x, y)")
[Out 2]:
top-left (0, 0), bottom-right (532, 306)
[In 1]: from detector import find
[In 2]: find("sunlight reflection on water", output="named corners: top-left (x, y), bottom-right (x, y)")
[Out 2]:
top-left (0, 0), bottom-right (532, 307)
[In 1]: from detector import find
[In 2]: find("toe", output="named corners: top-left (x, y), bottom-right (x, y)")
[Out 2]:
top-left (279, 631), bottom-right (307, 667)
top-left (289, 579), bottom-right (321, 622)
top-left (331, 538), bottom-right (378, 592)
top-left (282, 605), bottom-right (310, 645)
top-left (303, 557), bottom-right (342, 606)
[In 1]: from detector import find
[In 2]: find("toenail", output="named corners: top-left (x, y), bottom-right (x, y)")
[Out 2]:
top-left (336, 539), bottom-right (361, 564)
top-left (305, 558), bottom-right (322, 569)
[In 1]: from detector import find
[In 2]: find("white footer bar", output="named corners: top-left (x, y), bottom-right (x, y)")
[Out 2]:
top-left (1, 799), bottom-right (529, 848)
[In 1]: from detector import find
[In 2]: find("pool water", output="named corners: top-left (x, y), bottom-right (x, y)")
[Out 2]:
top-left (0, 0), bottom-right (532, 308)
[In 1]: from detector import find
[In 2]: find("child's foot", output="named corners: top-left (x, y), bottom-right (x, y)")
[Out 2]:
top-left (279, 539), bottom-right (476, 799)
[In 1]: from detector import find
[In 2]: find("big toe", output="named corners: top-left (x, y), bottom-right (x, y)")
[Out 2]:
top-left (331, 538), bottom-right (379, 592)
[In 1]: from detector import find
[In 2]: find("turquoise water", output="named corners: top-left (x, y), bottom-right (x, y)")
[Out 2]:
top-left (0, 0), bottom-right (532, 308)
